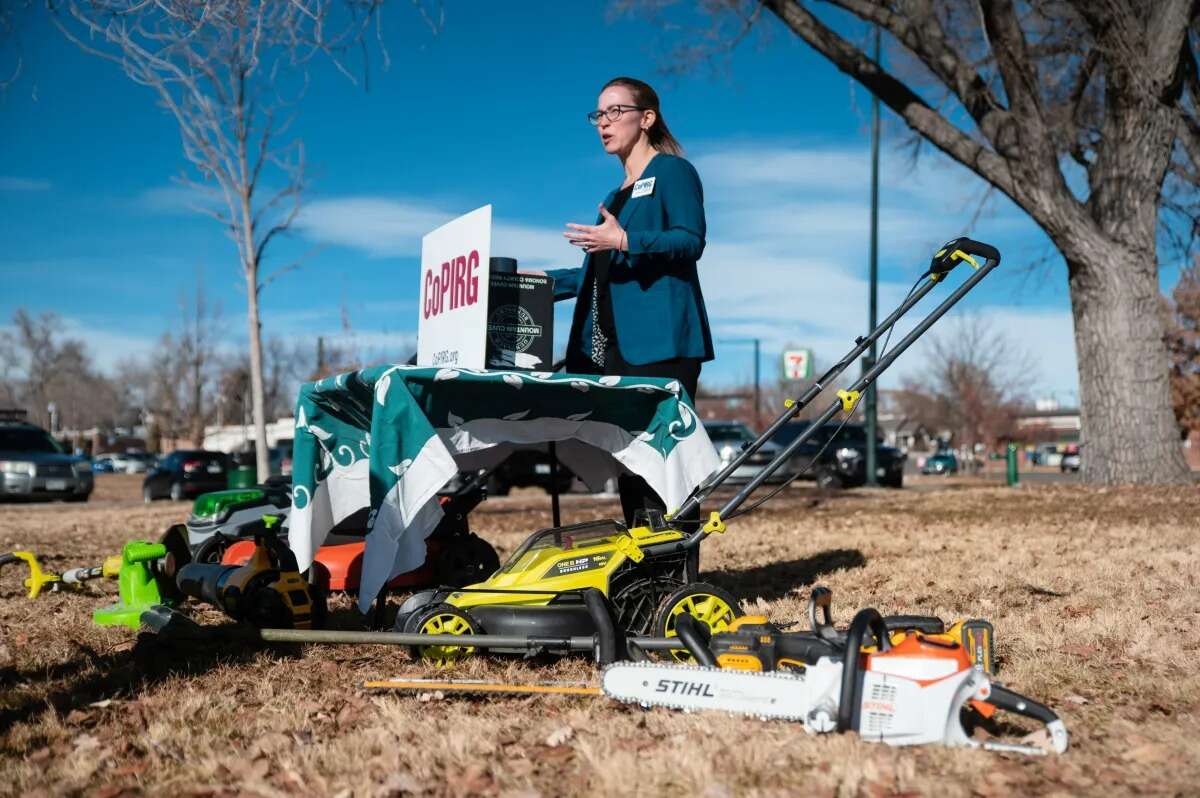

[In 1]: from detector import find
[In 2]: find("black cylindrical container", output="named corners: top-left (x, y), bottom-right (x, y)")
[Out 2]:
top-left (489, 257), bottom-right (518, 274)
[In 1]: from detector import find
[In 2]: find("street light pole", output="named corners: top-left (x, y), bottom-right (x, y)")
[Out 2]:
top-left (865, 25), bottom-right (881, 486)
top-left (753, 338), bottom-right (761, 431)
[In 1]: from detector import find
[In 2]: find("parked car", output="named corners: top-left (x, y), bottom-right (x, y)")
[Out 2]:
top-left (92, 456), bottom-right (116, 474)
top-left (769, 421), bottom-right (905, 489)
top-left (0, 411), bottom-right (93, 502)
top-left (703, 420), bottom-right (786, 484)
top-left (485, 449), bottom-right (576, 496)
top-left (921, 450), bottom-right (959, 475)
top-left (1032, 444), bottom-right (1064, 468)
top-left (109, 450), bottom-right (157, 474)
top-left (143, 450), bottom-right (230, 502)
top-left (1060, 444), bottom-right (1081, 473)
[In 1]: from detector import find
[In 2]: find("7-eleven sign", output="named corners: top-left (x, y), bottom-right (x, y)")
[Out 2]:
top-left (783, 349), bottom-right (813, 381)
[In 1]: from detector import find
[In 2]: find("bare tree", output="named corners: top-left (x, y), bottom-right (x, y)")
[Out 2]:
top-left (216, 334), bottom-right (308, 428)
top-left (52, 0), bottom-right (436, 479)
top-left (0, 309), bottom-right (124, 431)
top-left (895, 315), bottom-right (1036, 452)
top-left (176, 276), bottom-right (222, 446)
top-left (629, 0), bottom-right (1196, 484)
top-left (2, 310), bottom-right (61, 428)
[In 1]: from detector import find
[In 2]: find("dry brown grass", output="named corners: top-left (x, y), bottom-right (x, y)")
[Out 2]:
top-left (2, 474), bottom-right (1199, 797)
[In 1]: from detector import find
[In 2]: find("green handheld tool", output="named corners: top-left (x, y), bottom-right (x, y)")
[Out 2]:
top-left (93, 541), bottom-right (170, 629)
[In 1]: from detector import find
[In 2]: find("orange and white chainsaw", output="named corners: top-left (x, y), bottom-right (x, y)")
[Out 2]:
top-left (602, 608), bottom-right (1069, 756)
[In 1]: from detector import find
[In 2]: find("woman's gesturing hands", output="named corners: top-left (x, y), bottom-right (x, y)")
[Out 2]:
top-left (565, 203), bottom-right (627, 254)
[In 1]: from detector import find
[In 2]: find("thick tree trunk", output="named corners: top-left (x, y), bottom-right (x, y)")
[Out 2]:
top-left (1065, 234), bottom-right (1191, 484)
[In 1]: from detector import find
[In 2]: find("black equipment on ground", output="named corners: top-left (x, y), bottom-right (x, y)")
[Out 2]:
top-left (174, 516), bottom-right (324, 629)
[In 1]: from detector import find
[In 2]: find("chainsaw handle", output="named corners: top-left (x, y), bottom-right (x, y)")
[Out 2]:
top-left (837, 608), bottom-right (890, 733)
top-left (883, 615), bottom-right (944, 634)
top-left (986, 684), bottom-right (1059, 726)
top-left (807, 586), bottom-right (834, 635)
top-left (986, 684), bottom-right (1070, 754)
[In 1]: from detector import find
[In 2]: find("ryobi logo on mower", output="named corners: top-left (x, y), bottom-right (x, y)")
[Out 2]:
top-left (547, 554), bottom-right (608, 577)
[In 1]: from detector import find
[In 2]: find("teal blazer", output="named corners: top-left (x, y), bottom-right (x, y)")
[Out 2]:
top-left (547, 153), bottom-right (715, 366)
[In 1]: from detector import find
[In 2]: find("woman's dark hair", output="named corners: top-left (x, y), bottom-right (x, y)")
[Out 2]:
top-left (603, 76), bottom-right (683, 156)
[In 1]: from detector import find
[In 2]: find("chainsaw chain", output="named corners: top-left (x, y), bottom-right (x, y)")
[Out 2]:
top-left (601, 661), bottom-right (810, 722)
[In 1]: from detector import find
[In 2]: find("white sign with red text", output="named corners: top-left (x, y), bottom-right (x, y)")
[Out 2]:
top-left (783, 349), bottom-right (814, 381)
top-left (417, 205), bottom-right (492, 368)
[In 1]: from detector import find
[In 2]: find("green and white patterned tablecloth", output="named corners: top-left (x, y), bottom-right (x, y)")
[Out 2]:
top-left (286, 365), bottom-right (720, 611)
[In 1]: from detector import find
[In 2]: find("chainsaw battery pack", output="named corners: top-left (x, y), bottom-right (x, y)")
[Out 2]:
top-left (707, 616), bottom-right (838, 672)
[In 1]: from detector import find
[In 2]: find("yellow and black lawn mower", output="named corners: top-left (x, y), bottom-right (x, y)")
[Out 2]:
top-left (390, 238), bottom-right (1003, 663)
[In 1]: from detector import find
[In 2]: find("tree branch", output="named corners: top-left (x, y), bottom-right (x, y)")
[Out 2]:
top-left (762, 0), bottom-right (1016, 198)
top-left (823, 0), bottom-right (1009, 142)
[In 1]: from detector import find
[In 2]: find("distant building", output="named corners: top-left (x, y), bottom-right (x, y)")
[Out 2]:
top-left (1015, 407), bottom-right (1081, 445)
top-left (202, 418), bottom-right (296, 454)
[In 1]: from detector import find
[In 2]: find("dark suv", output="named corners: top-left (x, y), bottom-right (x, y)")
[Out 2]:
top-left (769, 421), bottom-right (906, 489)
top-left (0, 412), bottom-right (93, 502)
top-left (143, 450), bottom-right (230, 502)
top-left (485, 449), bottom-right (576, 496)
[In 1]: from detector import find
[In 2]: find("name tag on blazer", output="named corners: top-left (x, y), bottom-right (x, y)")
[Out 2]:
top-left (631, 176), bottom-right (656, 198)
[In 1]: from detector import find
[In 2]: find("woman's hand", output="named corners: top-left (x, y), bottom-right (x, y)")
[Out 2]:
top-left (564, 204), bottom-right (627, 254)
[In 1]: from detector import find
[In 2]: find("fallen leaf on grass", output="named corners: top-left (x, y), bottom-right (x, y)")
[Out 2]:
top-left (26, 747), bottom-right (52, 764)
top-left (336, 702), bottom-right (363, 729)
top-left (524, 744), bottom-right (574, 765)
top-left (73, 733), bottom-right (102, 753)
top-left (1122, 743), bottom-right (1171, 765)
top-left (379, 771), bottom-right (427, 795)
top-left (498, 789), bottom-right (541, 798)
top-left (226, 755), bottom-right (271, 782)
top-left (1020, 728), bottom-right (1056, 753)
top-left (90, 786), bottom-right (140, 798)
top-left (1061, 644), bottom-right (1098, 658)
top-left (544, 725), bottom-right (574, 747)
top-left (1064, 694), bottom-right (1089, 705)
top-left (447, 764), bottom-right (493, 798)
top-left (110, 762), bottom-right (149, 778)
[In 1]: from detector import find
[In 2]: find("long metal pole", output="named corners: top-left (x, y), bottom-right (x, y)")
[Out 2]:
top-left (865, 26), bottom-right (881, 486)
top-left (753, 338), bottom-right (761, 431)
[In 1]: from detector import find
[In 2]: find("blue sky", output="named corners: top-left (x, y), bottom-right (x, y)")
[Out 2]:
top-left (3, 1), bottom-right (1172, 407)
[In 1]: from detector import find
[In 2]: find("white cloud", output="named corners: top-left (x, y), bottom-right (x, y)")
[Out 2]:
top-left (0, 316), bottom-right (160, 375)
top-left (297, 196), bottom-right (580, 268)
top-left (0, 176), bottom-right (52, 192)
top-left (135, 183), bottom-right (227, 215)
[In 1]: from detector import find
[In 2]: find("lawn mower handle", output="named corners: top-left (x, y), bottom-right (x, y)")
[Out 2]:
top-left (647, 240), bottom-right (1001, 555)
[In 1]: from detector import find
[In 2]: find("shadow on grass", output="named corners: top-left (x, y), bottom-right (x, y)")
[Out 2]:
top-left (0, 627), bottom-right (303, 733)
top-left (704, 548), bottom-right (867, 603)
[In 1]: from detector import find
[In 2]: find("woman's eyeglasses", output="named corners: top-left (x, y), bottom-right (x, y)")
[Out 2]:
top-left (587, 105), bottom-right (644, 126)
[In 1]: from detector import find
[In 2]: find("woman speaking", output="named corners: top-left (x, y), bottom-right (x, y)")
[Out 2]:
top-left (547, 76), bottom-right (714, 529)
